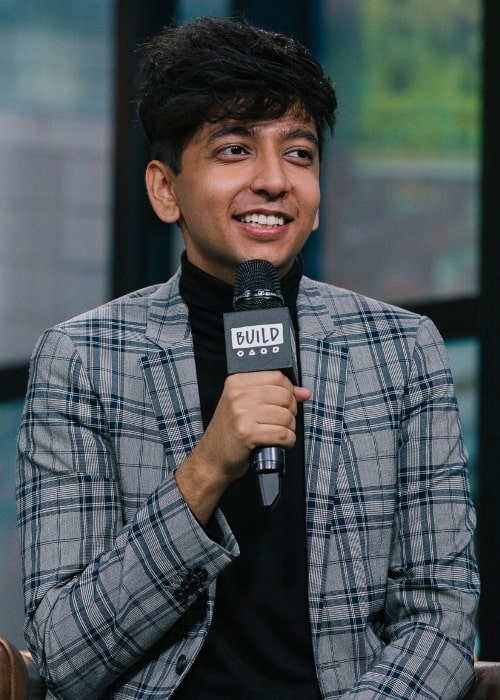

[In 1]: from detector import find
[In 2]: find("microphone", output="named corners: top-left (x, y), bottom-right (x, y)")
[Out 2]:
top-left (223, 260), bottom-right (298, 507)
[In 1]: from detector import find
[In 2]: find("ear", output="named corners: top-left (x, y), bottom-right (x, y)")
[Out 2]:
top-left (145, 160), bottom-right (180, 224)
top-left (312, 208), bottom-right (320, 231)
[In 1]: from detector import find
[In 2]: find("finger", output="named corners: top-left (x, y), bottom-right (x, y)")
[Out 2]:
top-left (250, 423), bottom-right (298, 450)
top-left (254, 405), bottom-right (296, 431)
top-left (293, 385), bottom-right (312, 402)
top-left (228, 370), bottom-right (294, 391)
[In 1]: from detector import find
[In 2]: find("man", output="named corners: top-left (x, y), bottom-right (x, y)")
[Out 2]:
top-left (16, 15), bottom-right (479, 699)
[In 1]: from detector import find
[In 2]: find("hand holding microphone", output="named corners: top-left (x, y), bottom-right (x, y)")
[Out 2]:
top-left (223, 259), bottom-right (310, 507)
top-left (174, 368), bottom-right (306, 525)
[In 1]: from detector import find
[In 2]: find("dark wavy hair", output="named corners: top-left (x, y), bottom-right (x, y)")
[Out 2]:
top-left (137, 16), bottom-right (337, 173)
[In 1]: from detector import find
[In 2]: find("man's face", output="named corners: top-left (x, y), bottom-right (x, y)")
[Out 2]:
top-left (146, 111), bottom-right (321, 283)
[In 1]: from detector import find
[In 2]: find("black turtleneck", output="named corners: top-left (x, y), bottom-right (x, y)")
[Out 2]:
top-left (175, 253), bottom-right (321, 700)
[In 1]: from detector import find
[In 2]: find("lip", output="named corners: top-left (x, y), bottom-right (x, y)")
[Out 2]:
top-left (233, 209), bottom-right (294, 238)
top-left (234, 226), bottom-right (290, 250)
top-left (235, 208), bottom-right (293, 223)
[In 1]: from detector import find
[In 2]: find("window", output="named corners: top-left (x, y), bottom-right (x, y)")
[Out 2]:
top-left (0, 1), bottom-right (114, 367)
top-left (0, 0), bottom-right (115, 647)
top-left (316, 0), bottom-right (481, 305)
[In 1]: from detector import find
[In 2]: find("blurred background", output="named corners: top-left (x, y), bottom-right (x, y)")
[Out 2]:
top-left (1, 0), bottom-right (498, 660)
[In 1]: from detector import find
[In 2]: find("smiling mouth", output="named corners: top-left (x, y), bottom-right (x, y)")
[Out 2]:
top-left (239, 213), bottom-right (287, 227)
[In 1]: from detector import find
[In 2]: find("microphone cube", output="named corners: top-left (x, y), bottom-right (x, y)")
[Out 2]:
top-left (223, 307), bottom-right (297, 382)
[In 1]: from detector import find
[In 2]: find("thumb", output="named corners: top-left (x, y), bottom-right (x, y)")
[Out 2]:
top-left (293, 385), bottom-right (312, 403)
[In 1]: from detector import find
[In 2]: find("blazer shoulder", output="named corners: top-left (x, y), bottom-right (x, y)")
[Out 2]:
top-left (33, 271), bottom-right (184, 361)
top-left (54, 271), bottom-right (182, 333)
top-left (297, 278), bottom-right (451, 390)
top-left (299, 276), bottom-right (425, 335)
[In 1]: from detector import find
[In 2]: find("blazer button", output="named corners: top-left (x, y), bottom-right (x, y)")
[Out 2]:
top-left (175, 654), bottom-right (188, 675)
top-left (173, 588), bottom-right (189, 604)
top-left (192, 566), bottom-right (208, 583)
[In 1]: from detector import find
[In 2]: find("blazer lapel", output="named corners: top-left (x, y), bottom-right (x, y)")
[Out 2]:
top-left (140, 275), bottom-right (204, 473)
top-left (298, 283), bottom-right (349, 632)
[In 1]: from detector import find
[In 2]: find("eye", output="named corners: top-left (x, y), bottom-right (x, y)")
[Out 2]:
top-left (218, 144), bottom-right (248, 157)
top-left (286, 147), bottom-right (315, 163)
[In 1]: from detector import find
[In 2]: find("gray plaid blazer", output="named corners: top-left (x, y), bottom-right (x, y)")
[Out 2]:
top-left (16, 270), bottom-right (479, 699)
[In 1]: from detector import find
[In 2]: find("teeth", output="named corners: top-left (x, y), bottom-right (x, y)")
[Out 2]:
top-left (241, 213), bottom-right (285, 227)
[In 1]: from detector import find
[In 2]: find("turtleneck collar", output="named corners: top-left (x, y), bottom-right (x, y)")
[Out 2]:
top-left (179, 251), bottom-right (303, 322)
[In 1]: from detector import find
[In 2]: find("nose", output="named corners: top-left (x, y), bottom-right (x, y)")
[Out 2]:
top-left (250, 151), bottom-right (291, 199)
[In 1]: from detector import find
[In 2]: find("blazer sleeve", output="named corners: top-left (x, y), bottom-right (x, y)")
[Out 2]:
top-left (16, 327), bottom-right (238, 698)
top-left (342, 317), bottom-right (480, 699)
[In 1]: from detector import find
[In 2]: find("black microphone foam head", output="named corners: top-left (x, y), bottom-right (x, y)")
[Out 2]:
top-left (233, 259), bottom-right (284, 311)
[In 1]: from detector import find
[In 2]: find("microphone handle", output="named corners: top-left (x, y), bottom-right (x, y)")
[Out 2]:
top-left (251, 446), bottom-right (285, 507)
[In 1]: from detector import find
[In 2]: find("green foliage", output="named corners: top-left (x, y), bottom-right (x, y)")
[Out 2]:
top-left (356, 0), bottom-right (481, 158)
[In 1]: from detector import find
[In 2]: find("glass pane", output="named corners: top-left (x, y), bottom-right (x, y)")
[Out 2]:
top-left (178, 0), bottom-right (230, 22)
top-left (0, 1), bottom-right (115, 366)
top-left (446, 338), bottom-right (479, 506)
top-left (316, 0), bottom-right (481, 304)
top-left (0, 398), bottom-right (27, 647)
top-left (0, 0), bottom-right (115, 647)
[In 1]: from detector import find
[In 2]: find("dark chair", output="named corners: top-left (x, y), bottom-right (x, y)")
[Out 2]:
top-left (465, 662), bottom-right (500, 700)
top-left (0, 637), bottom-right (44, 700)
top-left (1, 634), bottom-right (500, 699)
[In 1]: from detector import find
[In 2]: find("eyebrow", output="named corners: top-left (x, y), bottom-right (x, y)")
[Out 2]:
top-left (206, 123), bottom-right (319, 149)
top-left (286, 128), bottom-right (319, 148)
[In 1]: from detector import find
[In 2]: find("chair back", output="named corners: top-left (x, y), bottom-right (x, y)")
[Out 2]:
top-left (0, 636), bottom-right (29, 700)
top-left (466, 661), bottom-right (500, 699)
